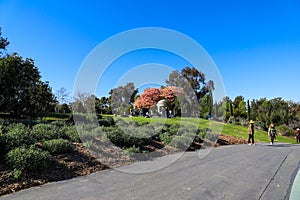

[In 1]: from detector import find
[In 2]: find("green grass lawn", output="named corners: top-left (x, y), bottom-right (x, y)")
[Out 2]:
top-left (109, 115), bottom-right (295, 144)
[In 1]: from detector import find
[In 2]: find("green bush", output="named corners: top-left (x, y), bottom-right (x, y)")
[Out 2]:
top-left (124, 145), bottom-right (141, 156)
top-left (0, 133), bottom-right (5, 157)
top-left (228, 116), bottom-right (236, 124)
top-left (51, 120), bottom-right (68, 127)
top-left (106, 116), bottom-right (115, 126)
top-left (98, 119), bottom-right (110, 127)
top-left (198, 129), bottom-right (207, 140)
top-left (5, 146), bottom-right (52, 173)
top-left (31, 124), bottom-right (61, 141)
top-left (105, 127), bottom-right (152, 148)
top-left (168, 124), bottom-right (180, 136)
top-left (4, 123), bottom-right (35, 152)
top-left (169, 136), bottom-right (188, 150)
top-left (61, 126), bottom-right (81, 142)
top-left (277, 125), bottom-right (294, 137)
top-left (159, 132), bottom-right (173, 144)
top-left (0, 118), bottom-right (5, 125)
top-left (43, 139), bottom-right (72, 154)
top-left (46, 113), bottom-right (72, 119)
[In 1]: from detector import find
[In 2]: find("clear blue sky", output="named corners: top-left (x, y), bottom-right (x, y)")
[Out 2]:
top-left (0, 0), bottom-right (299, 102)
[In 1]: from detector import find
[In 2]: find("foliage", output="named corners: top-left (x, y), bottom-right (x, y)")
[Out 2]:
top-left (60, 125), bottom-right (81, 142)
top-left (31, 123), bottom-right (62, 141)
top-left (276, 125), bottom-right (294, 137)
top-left (110, 82), bottom-right (136, 115)
top-left (0, 53), bottom-right (56, 118)
top-left (134, 88), bottom-right (160, 109)
top-left (5, 146), bottom-right (52, 173)
top-left (55, 87), bottom-right (70, 104)
top-left (159, 132), bottom-right (173, 144)
top-left (43, 139), bottom-right (72, 154)
top-left (105, 126), bottom-right (152, 148)
top-left (4, 123), bottom-right (34, 152)
top-left (105, 116), bottom-right (115, 126)
top-left (166, 67), bottom-right (214, 102)
top-left (228, 116), bottom-right (236, 124)
top-left (0, 27), bottom-right (9, 55)
top-left (124, 145), bottom-right (141, 156)
top-left (95, 96), bottom-right (111, 114)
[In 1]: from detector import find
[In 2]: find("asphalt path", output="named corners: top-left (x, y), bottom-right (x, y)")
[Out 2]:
top-left (1, 143), bottom-right (300, 200)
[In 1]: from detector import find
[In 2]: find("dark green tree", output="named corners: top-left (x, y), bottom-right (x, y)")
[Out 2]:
top-left (0, 30), bottom-right (56, 118)
top-left (109, 82), bottom-right (136, 115)
top-left (166, 67), bottom-right (214, 102)
top-left (0, 28), bottom-right (9, 56)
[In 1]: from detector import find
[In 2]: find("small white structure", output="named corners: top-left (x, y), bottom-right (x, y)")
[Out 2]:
top-left (156, 99), bottom-right (166, 114)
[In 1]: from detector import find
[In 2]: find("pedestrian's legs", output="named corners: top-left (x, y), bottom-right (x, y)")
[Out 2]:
top-left (271, 137), bottom-right (274, 144)
top-left (248, 134), bottom-right (251, 144)
top-left (251, 134), bottom-right (254, 144)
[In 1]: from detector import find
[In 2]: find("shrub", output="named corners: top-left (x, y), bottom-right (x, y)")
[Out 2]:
top-left (170, 136), bottom-right (188, 150)
top-left (31, 124), bottom-right (61, 141)
top-left (168, 124), bottom-right (180, 136)
top-left (5, 146), bottom-right (52, 173)
top-left (124, 145), bottom-right (141, 156)
top-left (51, 120), bottom-right (68, 127)
top-left (0, 118), bottom-right (5, 125)
top-left (106, 116), bottom-right (115, 126)
top-left (105, 127), bottom-right (152, 148)
top-left (198, 129), bottom-right (207, 140)
top-left (43, 139), bottom-right (72, 154)
top-left (159, 132), bottom-right (173, 144)
top-left (277, 125), bottom-right (294, 137)
top-left (228, 116), bottom-right (236, 124)
top-left (239, 118), bottom-right (249, 127)
top-left (72, 114), bottom-right (92, 124)
top-left (98, 119), bottom-right (110, 127)
top-left (61, 126), bottom-right (81, 143)
top-left (0, 133), bottom-right (5, 157)
top-left (4, 124), bottom-right (34, 152)
top-left (46, 113), bottom-right (72, 119)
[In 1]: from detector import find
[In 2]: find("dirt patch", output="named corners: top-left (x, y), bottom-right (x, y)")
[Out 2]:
top-left (0, 143), bottom-right (108, 196)
top-left (217, 134), bottom-right (248, 145)
top-left (0, 135), bottom-right (246, 196)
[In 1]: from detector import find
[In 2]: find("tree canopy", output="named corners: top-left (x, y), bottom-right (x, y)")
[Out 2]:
top-left (0, 28), bottom-right (56, 118)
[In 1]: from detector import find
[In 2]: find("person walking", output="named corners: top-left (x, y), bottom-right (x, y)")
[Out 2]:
top-left (295, 128), bottom-right (300, 144)
top-left (248, 120), bottom-right (255, 145)
top-left (268, 124), bottom-right (277, 145)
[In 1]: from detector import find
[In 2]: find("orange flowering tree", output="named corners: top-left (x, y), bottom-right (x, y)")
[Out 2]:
top-left (134, 86), bottom-right (182, 110)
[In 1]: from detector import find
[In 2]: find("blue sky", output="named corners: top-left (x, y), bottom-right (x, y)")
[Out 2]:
top-left (0, 0), bottom-right (299, 102)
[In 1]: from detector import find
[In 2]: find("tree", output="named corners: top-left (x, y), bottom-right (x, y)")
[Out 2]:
top-left (95, 96), bottom-right (111, 114)
top-left (0, 28), bottom-right (9, 56)
top-left (110, 82), bottom-right (136, 115)
top-left (134, 88), bottom-right (160, 109)
top-left (247, 99), bottom-right (251, 120)
top-left (0, 54), bottom-right (56, 117)
top-left (233, 96), bottom-right (246, 118)
top-left (166, 67), bottom-right (214, 102)
top-left (55, 87), bottom-right (70, 104)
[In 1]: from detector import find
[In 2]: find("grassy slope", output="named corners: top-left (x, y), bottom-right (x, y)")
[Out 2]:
top-left (106, 115), bottom-right (295, 144)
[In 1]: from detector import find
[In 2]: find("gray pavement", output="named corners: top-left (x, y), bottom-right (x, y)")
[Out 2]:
top-left (1, 143), bottom-right (300, 200)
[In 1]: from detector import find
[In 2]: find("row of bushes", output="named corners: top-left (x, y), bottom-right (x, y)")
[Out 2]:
top-left (0, 121), bottom-right (80, 176)
top-left (1, 117), bottom-right (217, 176)
top-left (0, 122), bottom-right (80, 155)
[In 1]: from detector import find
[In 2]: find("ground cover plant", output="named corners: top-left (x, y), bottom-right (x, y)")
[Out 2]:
top-left (0, 115), bottom-right (296, 196)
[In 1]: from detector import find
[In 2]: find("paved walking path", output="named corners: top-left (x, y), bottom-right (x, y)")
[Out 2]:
top-left (1, 143), bottom-right (300, 200)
